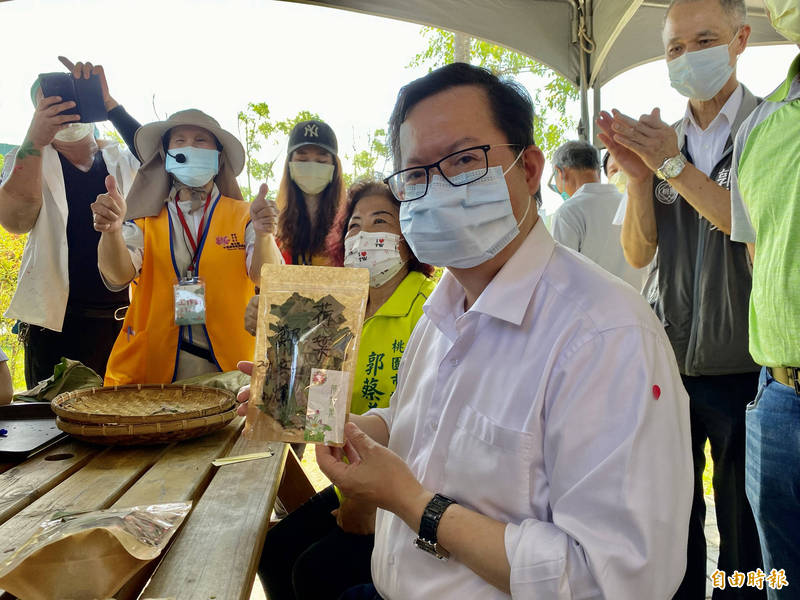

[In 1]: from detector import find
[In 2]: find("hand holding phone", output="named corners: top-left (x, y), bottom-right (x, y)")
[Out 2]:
top-left (25, 96), bottom-right (81, 150)
top-left (58, 57), bottom-right (118, 112)
top-left (39, 71), bottom-right (107, 123)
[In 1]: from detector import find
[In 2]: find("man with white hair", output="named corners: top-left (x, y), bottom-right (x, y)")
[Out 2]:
top-left (597, 0), bottom-right (764, 597)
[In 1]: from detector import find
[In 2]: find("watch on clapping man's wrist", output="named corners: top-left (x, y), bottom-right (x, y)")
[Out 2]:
top-left (655, 153), bottom-right (688, 180)
top-left (414, 493), bottom-right (458, 560)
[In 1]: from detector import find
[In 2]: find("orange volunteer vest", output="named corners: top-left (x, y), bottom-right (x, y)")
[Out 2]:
top-left (104, 194), bottom-right (255, 385)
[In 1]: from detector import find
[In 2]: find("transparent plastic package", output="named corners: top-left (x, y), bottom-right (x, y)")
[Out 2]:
top-left (0, 501), bottom-right (191, 600)
top-left (245, 264), bottom-right (369, 446)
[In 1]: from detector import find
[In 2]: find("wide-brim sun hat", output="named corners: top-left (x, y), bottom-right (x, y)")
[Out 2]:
top-left (124, 109), bottom-right (245, 220)
top-left (135, 109), bottom-right (245, 175)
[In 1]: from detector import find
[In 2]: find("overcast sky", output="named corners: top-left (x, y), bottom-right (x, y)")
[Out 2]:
top-left (0, 0), bottom-right (796, 214)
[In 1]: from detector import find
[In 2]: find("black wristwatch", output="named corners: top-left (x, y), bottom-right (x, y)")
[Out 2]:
top-left (413, 493), bottom-right (457, 560)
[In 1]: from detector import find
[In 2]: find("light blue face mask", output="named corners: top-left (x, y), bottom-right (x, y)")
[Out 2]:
top-left (667, 34), bottom-right (737, 101)
top-left (399, 153), bottom-right (530, 269)
top-left (165, 146), bottom-right (220, 187)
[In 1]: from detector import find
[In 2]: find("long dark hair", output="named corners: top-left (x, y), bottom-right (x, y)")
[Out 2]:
top-left (325, 180), bottom-right (434, 277)
top-left (276, 155), bottom-right (345, 263)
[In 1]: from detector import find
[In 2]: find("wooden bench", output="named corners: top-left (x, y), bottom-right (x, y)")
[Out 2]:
top-left (0, 417), bottom-right (287, 600)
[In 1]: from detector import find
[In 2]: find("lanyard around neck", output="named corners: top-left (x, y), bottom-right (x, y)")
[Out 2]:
top-left (174, 193), bottom-right (212, 274)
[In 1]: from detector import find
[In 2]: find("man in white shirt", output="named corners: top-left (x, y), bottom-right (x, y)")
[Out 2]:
top-left (316, 62), bottom-right (692, 599)
top-left (596, 1), bottom-right (764, 596)
top-left (550, 140), bottom-right (646, 289)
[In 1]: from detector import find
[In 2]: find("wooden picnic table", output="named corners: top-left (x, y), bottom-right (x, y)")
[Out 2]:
top-left (0, 416), bottom-right (288, 600)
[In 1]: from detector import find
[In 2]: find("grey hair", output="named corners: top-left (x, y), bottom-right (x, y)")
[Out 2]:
top-left (552, 140), bottom-right (600, 172)
top-left (665, 0), bottom-right (747, 29)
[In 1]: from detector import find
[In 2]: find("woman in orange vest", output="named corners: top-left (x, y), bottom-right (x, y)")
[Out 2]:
top-left (275, 119), bottom-right (346, 265)
top-left (92, 109), bottom-right (282, 385)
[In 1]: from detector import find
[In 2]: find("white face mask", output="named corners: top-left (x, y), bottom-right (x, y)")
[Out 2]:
top-left (764, 0), bottom-right (800, 43)
top-left (667, 33), bottom-right (738, 101)
top-left (609, 171), bottom-right (628, 194)
top-left (399, 152), bottom-right (530, 269)
top-left (344, 231), bottom-right (407, 287)
top-left (54, 122), bottom-right (95, 143)
top-left (289, 161), bottom-right (335, 195)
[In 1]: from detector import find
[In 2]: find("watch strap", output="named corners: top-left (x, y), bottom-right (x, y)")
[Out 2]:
top-left (418, 493), bottom-right (457, 544)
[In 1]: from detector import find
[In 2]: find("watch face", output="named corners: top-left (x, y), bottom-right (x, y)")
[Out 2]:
top-left (663, 155), bottom-right (686, 179)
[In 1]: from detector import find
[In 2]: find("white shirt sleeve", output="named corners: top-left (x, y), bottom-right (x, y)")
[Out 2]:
top-left (100, 220), bottom-right (144, 292)
top-left (730, 128), bottom-right (757, 244)
top-left (244, 221), bottom-right (256, 272)
top-left (0, 149), bottom-right (16, 184)
top-left (550, 204), bottom-right (583, 252)
top-left (0, 347), bottom-right (8, 362)
top-left (612, 193), bottom-right (627, 226)
top-left (504, 325), bottom-right (692, 599)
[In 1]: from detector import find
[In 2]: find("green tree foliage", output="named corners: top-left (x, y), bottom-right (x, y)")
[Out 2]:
top-left (409, 28), bottom-right (578, 157)
top-left (0, 152), bottom-right (26, 390)
top-left (0, 227), bottom-right (27, 390)
top-left (237, 103), bottom-right (321, 200)
top-left (343, 127), bottom-right (391, 186)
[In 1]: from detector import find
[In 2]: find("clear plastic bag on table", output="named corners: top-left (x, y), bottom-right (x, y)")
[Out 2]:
top-left (0, 501), bottom-right (191, 600)
top-left (245, 264), bottom-right (369, 446)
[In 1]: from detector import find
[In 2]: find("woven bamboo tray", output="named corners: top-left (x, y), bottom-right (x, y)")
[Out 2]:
top-left (54, 406), bottom-right (237, 445)
top-left (52, 385), bottom-right (236, 425)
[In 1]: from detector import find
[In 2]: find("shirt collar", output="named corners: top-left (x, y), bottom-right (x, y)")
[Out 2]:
top-left (424, 219), bottom-right (555, 337)
top-left (373, 271), bottom-right (431, 318)
top-left (573, 183), bottom-right (619, 196)
top-left (683, 84), bottom-right (743, 134)
top-left (169, 184), bottom-right (220, 211)
top-left (767, 53), bottom-right (800, 103)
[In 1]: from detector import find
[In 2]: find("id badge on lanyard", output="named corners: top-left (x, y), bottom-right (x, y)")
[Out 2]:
top-left (174, 274), bottom-right (207, 326)
top-left (173, 194), bottom-right (212, 326)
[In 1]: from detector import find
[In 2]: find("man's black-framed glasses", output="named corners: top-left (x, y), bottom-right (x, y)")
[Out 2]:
top-left (384, 143), bottom-right (519, 202)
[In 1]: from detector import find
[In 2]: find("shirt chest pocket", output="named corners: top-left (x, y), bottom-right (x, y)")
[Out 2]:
top-left (443, 403), bottom-right (536, 522)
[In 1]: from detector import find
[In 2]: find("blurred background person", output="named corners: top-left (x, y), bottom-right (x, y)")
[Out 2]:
top-left (550, 140), bottom-right (646, 289)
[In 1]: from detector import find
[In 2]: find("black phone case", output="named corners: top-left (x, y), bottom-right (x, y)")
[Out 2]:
top-left (38, 72), bottom-right (108, 123)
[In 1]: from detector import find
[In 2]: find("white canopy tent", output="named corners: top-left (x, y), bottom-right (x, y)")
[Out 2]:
top-left (282, 0), bottom-right (786, 141)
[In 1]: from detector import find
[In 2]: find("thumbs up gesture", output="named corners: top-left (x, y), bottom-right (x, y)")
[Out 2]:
top-left (91, 175), bottom-right (126, 233)
top-left (250, 183), bottom-right (279, 235)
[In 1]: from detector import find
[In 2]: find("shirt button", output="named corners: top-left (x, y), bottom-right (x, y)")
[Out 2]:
top-left (450, 358), bottom-right (459, 366)
top-left (430, 420), bottom-right (438, 432)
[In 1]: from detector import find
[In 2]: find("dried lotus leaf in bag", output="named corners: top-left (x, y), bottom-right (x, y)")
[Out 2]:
top-left (245, 265), bottom-right (369, 446)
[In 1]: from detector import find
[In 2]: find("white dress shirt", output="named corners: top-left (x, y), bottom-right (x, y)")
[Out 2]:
top-left (551, 183), bottom-right (647, 290)
top-left (684, 84), bottom-right (742, 176)
top-left (368, 220), bottom-right (692, 599)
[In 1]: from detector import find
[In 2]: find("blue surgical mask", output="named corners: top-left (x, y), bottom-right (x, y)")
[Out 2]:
top-left (399, 154), bottom-right (530, 269)
top-left (165, 146), bottom-right (220, 187)
top-left (550, 168), bottom-right (570, 200)
top-left (667, 34), bottom-right (737, 101)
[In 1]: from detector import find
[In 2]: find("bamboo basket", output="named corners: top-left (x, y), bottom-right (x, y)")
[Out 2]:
top-left (52, 385), bottom-right (235, 425)
top-left (54, 407), bottom-right (237, 445)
